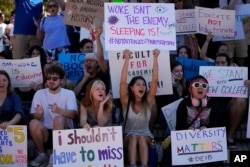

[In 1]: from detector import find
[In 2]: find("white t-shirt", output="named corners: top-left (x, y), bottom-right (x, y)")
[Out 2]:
top-left (31, 88), bottom-right (78, 129)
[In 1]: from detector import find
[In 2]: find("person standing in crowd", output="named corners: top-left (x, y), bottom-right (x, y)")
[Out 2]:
top-left (80, 80), bottom-right (113, 130)
top-left (0, 70), bottom-right (26, 129)
top-left (35, 0), bottom-right (70, 63)
top-left (74, 27), bottom-right (110, 101)
top-left (219, 0), bottom-right (248, 66)
top-left (120, 49), bottom-right (159, 167)
top-left (13, 0), bottom-right (42, 59)
top-left (29, 64), bottom-right (78, 167)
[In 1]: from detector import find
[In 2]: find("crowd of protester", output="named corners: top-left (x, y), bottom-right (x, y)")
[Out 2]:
top-left (0, 0), bottom-right (250, 167)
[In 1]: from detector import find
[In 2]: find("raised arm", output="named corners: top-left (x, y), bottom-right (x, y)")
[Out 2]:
top-left (95, 27), bottom-right (107, 73)
top-left (200, 32), bottom-right (213, 61)
top-left (57, 0), bottom-right (66, 10)
top-left (97, 94), bottom-right (112, 126)
top-left (147, 49), bottom-right (159, 103)
top-left (119, 50), bottom-right (131, 110)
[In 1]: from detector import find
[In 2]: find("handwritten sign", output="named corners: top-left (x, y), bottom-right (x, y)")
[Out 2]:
top-left (176, 57), bottom-right (214, 81)
top-left (0, 57), bottom-right (43, 87)
top-left (108, 50), bottom-right (173, 99)
top-left (0, 27), bottom-right (3, 52)
top-left (175, 9), bottom-right (196, 35)
top-left (0, 126), bottom-right (27, 167)
top-left (213, 4), bottom-right (250, 41)
top-left (53, 126), bottom-right (124, 167)
top-left (161, 98), bottom-right (183, 131)
top-left (199, 66), bottom-right (248, 98)
top-left (171, 127), bottom-right (227, 165)
top-left (104, 3), bottom-right (176, 51)
top-left (195, 7), bottom-right (235, 37)
top-left (242, 16), bottom-right (250, 45)
top-left (64, 0), bottom-right (109, 28)
top-left (58, 53), bottom-right (87, 86)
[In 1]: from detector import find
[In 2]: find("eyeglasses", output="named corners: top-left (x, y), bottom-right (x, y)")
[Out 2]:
top-left (47, 4), bottom-right (58, 8)
top-left (192, 82), bottom-right (208, 89)
top-left (47, 76), bottom-right (60, 81)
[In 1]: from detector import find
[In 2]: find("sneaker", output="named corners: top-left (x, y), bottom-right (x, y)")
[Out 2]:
top-left (227, 139), bottom-right (237, 149)
top-left (47, 154), bottom-right (53, 167)
top-left (30, 152), bottom-right (48, 167)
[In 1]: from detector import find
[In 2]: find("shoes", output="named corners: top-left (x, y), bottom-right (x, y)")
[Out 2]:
top-left (30, 152), bottom-right (48, 167)
top-left (227, 139), bottom-right (237, 149)
top-left (47, 154), bottom-right (53, 167)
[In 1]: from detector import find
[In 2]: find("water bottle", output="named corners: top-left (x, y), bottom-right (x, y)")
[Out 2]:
top-left (194, 118), bottom-right (200, 129)
top-left (149, 140), bottom-right (158, 167)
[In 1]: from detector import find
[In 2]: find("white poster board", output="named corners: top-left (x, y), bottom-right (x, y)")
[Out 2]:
top-left (195, 7), bottom-right (235, 37)
top-left (53, 126), bottom-right (124, 167)
top-left (0, 57), bottom-right (43, 87)
top-left (171, 127), bottom-right (227, 165)
top-left (161, 98), bottom-right (183, 131)
top-left (104, 3), bottom-right (176, 51)
top-left (0, 125), bottom-right (27, 167)
top-left (175, 9), bottom-right (196, 35)
top-left (213, 4), bottom-right (250, 41)
top-left (108, 50), bottom-right (173, 99)
top-left (199, 66), bottom-right (248, 98)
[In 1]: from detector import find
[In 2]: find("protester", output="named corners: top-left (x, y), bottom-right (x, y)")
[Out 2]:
top-left (29, 64), bottom-right (78, 167)
top-left (120, 49), bottom-right (159, 166)
top-left (0, 70), bottom-right (26, 129)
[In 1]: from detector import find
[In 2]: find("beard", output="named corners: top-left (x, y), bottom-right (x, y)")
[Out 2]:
top-left (49, 84), bottom-right (61, 91)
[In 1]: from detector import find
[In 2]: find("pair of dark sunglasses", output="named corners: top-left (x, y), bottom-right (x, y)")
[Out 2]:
top-left (46, 76), bottom-right (60, 81)
top-left (48, 4), bottom-right (58, 8)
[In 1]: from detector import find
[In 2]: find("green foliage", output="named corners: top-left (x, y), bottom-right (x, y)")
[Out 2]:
top-left (0, 0), bottom-right (15, 23)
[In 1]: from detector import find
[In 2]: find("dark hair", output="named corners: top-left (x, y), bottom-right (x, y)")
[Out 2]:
top-left (171, 61), bottom-right (186, 90)
top-left (177, 45), bottom-right (192, 59)
top-left (0, 70), bottom-right (11, 95)
top-left (215, 53), bottom-right (231, 66)
top-left (0, 50), bottom-right (12, 59)
top-left (128, 76), bottom-right (147, 104)
top-left (79, 38), bottom-right (93, 49)
top-left (216, 43), bottom-right (229, 54)
top-left (45, 63), bottom-right (65, 79)
top-left (28, 45), bottom-right (47, 70)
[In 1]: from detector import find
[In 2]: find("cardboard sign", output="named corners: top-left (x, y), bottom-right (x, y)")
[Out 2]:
top-left (108, 50), bottom-right (173, 99)
top-left (64, 0), bottom-right (109, 28)
top-left (0, 126), bottom-right (27, 167)
top-left (175, 9), bottom-right (196, 35)
top-left (104, 3), bottom-right (176, 51)
top-left (176, 57), bottom-right (214, 81)
top-left (161, 98), bottom-right (183, 131)
top-left (195, 7), bottom-right (235, 37)
top-left (199, 66), bottom-right (248, 98)
top-left (171, 127), bottom-right (227, 165)
top-left (52, 126), bottom-right (124, 167)
top-left (0, 57), bottom-right (43, 87)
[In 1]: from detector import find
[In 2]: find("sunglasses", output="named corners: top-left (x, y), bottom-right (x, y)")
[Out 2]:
top-left (47, 4), bottom-right (58, 8)
top-left (47, 76), bottom-right (60, 81)
top-left (192, 82), bottom-right (208, 89)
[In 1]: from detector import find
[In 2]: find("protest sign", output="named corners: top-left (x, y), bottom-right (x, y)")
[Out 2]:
top-left (0, 126), bottom-right (27, 167)
top-left (171, 127), bottom-right (227, 165)
top-left (213, 4), bottom-right (250, 41)
top-left (199, 66), bottom-right (248, 98)
top-left (175, 9), bottom-right (196, 35)
top-left (64, 0), bottom-right (109, 29)
top-left (242, 16), bottom-right (250, 45)
top-left (108, 50), bottom-right (173, 99)
top-left (104, 3), bottom-right (176, 51)
top-left (176, 57), bottom-right (214, 81)
top-left (161, 98), bottom-right (183, 131)
top-left (0, 57), bottom-right (43, 87)
top-left (195, 7), bottom-right (235, 37)
top-left (58, 53), bottom-right (87, 85)
top-left (53, 126), bottom-right (124, 167)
